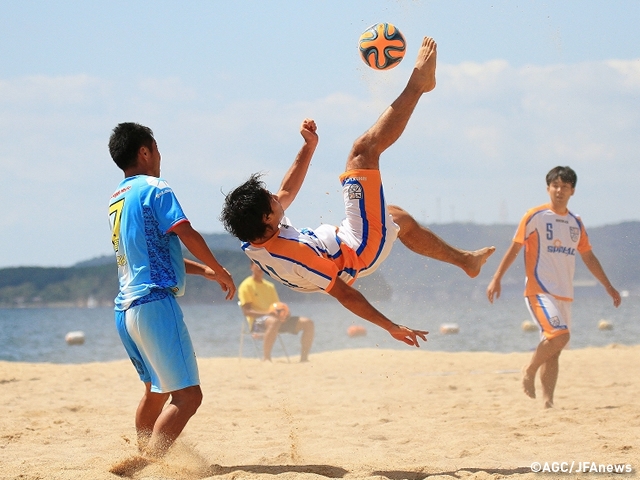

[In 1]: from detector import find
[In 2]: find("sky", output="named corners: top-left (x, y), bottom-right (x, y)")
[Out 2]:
top-left (1, 1), bottom-right (639, 268)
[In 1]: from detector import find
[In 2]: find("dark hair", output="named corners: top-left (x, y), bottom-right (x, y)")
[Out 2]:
top-left (546, 166), bottom-right (577, 188)
top-left (108, 122), bottom-right (155, 171)
top-left (220, 173), bottom-right (273, 242)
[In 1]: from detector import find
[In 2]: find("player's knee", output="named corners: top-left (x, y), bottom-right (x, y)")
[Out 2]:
top-left (389, 205), bottom-right (416, 229)
top-left (173, 386), bottom-right (203, 415)
top-left (351, 132), bottom-right (374, 154)
top-left (348, 134), bottom-right (379, 166)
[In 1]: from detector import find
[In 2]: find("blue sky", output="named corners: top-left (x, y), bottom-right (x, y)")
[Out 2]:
top-left (1, 1), bottom-right (639, 268)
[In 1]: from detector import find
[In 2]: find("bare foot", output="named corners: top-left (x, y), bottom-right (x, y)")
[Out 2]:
top-left (463, 246), bottom-right (496, 278)
top-left (409, 36), bottom-right (437, 93)
top-left (522, 367), bottom-right (536, 399)
top-left (544, 400), bottom-right (554, 409)
top-left (109, 455), bottom-right (152, 477)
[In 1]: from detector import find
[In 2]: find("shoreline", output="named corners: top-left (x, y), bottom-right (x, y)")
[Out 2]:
top-left (1, 346), bottom-right (638, 479)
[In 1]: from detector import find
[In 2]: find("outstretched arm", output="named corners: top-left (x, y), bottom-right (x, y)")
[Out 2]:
top-left (580, 250), bottom-right (621, 307)
top-left (172, 221), bottom-right (236, 300)
top-left (275, 118), bottom-right (318, 211)
top-left (328, 277), bottom-right (428, 347)
top-left (487, 241), bottom-right (522, 303)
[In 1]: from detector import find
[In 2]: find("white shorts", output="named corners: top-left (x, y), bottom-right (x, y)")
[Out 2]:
top-left (525, 294), bottom-right (571, 341)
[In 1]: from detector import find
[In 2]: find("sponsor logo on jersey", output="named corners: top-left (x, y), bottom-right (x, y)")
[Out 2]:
top-left (547, 244), bottom-right (576, 255)
top-left (548, 239), bottom-right (576, 255)
top-left (348, 184), bottom-right (363, 200)
top-left (155, 188), bottom-right (173, 199)
top-left (111, 185), bottom-right (131, 198)
top-left (549, 315), bottom-right (561, 327)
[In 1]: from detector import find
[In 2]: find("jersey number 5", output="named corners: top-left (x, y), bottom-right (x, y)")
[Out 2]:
top-left (546, 222), bottom-right (553, 240)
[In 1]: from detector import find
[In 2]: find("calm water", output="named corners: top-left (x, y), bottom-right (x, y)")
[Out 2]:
top-left (1, 294), bottom-right (638, 364)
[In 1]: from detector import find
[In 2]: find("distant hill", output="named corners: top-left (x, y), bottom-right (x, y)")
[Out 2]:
top-left (1, 221), bottom-right (638, 308)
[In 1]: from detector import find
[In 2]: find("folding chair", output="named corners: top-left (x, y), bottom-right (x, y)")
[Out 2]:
top-left (238, 302), bottom-right (290, 362)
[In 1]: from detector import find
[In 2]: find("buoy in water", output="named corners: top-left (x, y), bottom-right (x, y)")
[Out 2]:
top-left (597, 320), bottom-right (613, 331)
top-left (65, 331), bottom-right (85, 346)
top-left (347, 325), bottom-right (367, 337)
top-left (439, 323), bottom-right (459, 334)
top-left (521, 320), bottom-right (538, 332)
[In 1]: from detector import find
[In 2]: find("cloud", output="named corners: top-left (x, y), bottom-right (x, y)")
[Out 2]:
top-left (0, 74), bottom-right (108, 106)
top-left (1, 57), bottom-right (639, 267)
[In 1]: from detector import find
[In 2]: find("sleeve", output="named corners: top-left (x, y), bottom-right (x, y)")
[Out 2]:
top-left (513, 212), bottom-right (530, 244)
top-left (576, 219), bottom-right (592, 253)
top-left (150, 180), bottom-right (188, 233)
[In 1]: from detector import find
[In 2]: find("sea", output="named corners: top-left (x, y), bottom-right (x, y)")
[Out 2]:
top-left (1, 294), bottom-right (638, 364)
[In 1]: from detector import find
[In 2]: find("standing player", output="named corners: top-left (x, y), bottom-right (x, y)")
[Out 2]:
top-left (487, 166), bottom-right (621, 408)
top-left (107, 122), bottom-right (235, 472)
top-left (220, 37), bottom-right (494, 347)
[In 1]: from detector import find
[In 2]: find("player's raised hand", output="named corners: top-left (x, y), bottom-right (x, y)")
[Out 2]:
top-left (388, 324), bottom-right (429, 347)
top-left (300, 118), bottom-right (318, 144)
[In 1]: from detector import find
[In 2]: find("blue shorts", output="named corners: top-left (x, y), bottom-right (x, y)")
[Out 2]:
top-left (115, 295), bottom-right (199, 393)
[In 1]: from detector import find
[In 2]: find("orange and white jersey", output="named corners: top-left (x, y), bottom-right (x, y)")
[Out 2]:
top-left (242, 169), bottom-right (399, 294)
top-left (242, 219), bottom-right (345, 293)
top-left (514, 204), bottom-right (592, 301)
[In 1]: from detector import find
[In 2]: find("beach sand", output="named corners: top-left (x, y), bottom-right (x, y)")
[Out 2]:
top-left (1, 345), bottom-right (637, 479)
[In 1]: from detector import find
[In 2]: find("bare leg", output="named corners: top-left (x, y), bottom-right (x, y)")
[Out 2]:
top-left (110, 384), bottom-right (202, 476)
top-left (296, 317), bottom-right (315, 362)
top-left (261, 315), bottom-right (281, 361)
top-left (145, 385), bottom-right (203, 456)
top-left (389, 205), bottom-right (495, 277)
top-left (135, 383), bottom-right (170, 451)
top-left (346, 37), bottom-right (437, 171)
top-left (523, 333), bottom-right (570, 403)
top-left (539, 351), bottom-right (562, 408)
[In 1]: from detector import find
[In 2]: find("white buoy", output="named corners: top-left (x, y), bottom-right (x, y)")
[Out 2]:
top-left (65, 331), bottom-right (85, 345)
top-left (439, 323), bottom-right (459, 334)
top-left (347, 325), bottom-right (367, 337)
top-left (597, 320), bottom-right (613, 331)
top-left (521, 320), bottom-right (538, 332)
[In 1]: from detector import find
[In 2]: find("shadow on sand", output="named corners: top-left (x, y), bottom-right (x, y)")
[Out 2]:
top-left (209, 464), bottom-right (349, 478)
top-left (207, 464), bottom-right (533, 479)
top-left (371, 466), bottom-right (532, 479)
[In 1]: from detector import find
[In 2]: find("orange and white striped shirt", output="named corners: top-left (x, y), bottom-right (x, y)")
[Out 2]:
top-left (242, 169), bottom-right (399, 294)
top-left (514, 204), bottom-right (592, 301)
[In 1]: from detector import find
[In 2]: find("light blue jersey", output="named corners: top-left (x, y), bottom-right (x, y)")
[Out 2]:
top-left (108, 175), bottom-right (187, 311)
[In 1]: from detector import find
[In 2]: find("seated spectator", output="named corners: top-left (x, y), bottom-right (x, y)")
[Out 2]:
top-left (238, 263), bottom-right (314, 362)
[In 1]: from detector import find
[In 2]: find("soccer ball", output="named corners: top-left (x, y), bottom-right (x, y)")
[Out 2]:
top-left (358, 23), bottom-right (406, 70)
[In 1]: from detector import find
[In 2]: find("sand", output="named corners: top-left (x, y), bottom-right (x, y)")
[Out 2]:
top-left (1, 345), bottom-right (638, 479)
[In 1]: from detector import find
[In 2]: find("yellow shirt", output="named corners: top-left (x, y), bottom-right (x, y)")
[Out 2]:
top-left (237, 276), bottom-right (280, 328)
